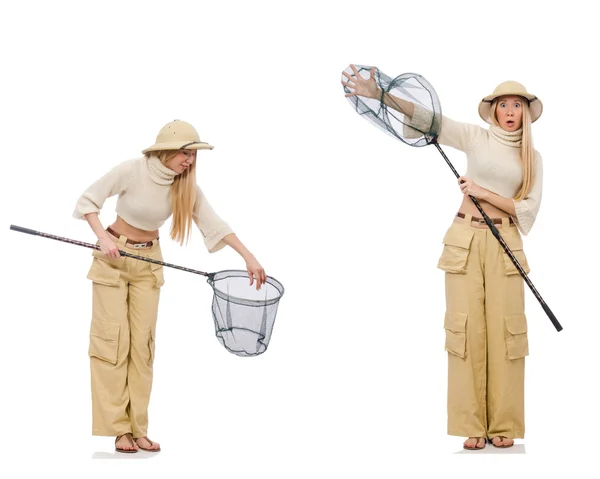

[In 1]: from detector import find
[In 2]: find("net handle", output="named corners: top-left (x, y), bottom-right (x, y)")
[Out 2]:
top-left (9, 224), bottom-right (214, 279)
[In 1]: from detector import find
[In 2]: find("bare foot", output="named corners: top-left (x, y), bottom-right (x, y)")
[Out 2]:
top-left (115, 433), bottom-right (139, 452)
top-left (490, 436), bottom-right (514, 447)
top-left (135, 436), bottom-right (161, 451)
top-left (463, 437), bottom-right (485, 449)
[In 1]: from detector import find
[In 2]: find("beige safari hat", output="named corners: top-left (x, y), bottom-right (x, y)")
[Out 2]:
top-left (478, 80), bottom-right (543, 124)
top-left (142, 119), bottom-right (214, 154)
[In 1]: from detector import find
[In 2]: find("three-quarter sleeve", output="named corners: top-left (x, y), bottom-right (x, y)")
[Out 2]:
top-left (192, 184), bottom-right (234, 253)
top-left (404, 103), bottom-right (485, 153)
top-left (73, 159), bottom-right (134, 219)
top-left (512, 151), bottom-right (543, 236)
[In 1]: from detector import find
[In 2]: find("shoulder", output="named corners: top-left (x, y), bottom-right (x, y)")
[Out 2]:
top-left (107, 157), bottom-right (140, 173)
top-left (194, 183), bottom-right (207, 200)
top-left (124, 156), bottom-right (145, 169)
top-left (439, 115), bottom-right (487, 148)
top-left (441, 114), bottom-right (486, 133)
top-left (108, 157), bottom-right (142, 187)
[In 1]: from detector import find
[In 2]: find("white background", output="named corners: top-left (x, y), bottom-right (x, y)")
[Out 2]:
top-left (1, 0), bottom-right (598, 477)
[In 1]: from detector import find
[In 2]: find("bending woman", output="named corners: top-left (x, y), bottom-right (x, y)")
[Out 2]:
top-left (73, 119), bottom-right (266, 453)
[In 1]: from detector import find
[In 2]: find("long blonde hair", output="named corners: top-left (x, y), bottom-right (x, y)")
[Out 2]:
top-left (145, 149), bottom-right (197, 245)
top-left (490, 98), bottom-right (535, 201)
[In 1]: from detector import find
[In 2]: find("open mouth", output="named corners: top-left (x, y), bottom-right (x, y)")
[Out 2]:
top-left (506, 120), bottom-right (515, 127)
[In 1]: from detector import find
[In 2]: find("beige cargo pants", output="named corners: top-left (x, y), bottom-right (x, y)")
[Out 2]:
top-left (437, 214), bottom-right (530, 439)
top-left (86, 233), bottom-right (165, 438)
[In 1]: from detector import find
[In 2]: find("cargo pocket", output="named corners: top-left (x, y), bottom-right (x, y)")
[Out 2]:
top-left (444, 312), bottom-right (468, 358)
top-left (437, 225), bottom-right (475, 274)
top-left (87, 254), bottom-right (121, 287)
top-left (147, 326), bottom-right (156, 365)
top-left (150, 263), bottom-right (165, 288)
top-left (88, 320), bottom-right (120, 365)
top-left (501, 231), bottom-right (531, 275)
top-left (504, 314), bottom-right (529, 359)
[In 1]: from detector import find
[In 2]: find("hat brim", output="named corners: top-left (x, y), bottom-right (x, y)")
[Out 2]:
top-left (478, 95), bottom-right (543, 124)
top-left (142, 141), bottom-right (214, 154)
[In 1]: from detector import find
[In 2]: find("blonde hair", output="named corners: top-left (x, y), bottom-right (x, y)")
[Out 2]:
top-left (145, 149), bottom-right (197, 245)
top-left (490, 98), bottom-right (535, 201)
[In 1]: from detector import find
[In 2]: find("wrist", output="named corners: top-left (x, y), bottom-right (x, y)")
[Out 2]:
top-left (242, 252), bottom-right (256, 263)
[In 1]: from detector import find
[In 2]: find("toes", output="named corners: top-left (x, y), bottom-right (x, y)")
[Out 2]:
top-left (491, 436), bottom-right (513, 447)
top-left (464, 438), bottom-right (478, 448)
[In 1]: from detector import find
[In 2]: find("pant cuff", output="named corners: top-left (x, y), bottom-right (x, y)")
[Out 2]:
top-left (92, 430), bottom-right (132, 437)
top-left (447, 428), bottom-right (487, 438)
top-left (487, 431), bottom-right (525, 439)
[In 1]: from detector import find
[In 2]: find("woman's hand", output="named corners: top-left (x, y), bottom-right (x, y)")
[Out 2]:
top-left (458, 176), bottom-right (489, 200)
top-left (98, 237), bottom-right (120, 258)
top-left (342, 65), bottom-right (379, 100)
top-left (246, 256), bottom-right (267, 291)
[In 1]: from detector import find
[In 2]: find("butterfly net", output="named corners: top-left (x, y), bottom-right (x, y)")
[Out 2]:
top-left (208, 270), bottom-right (284, 357)
top-left (341, 64), bottom-right (442, 147)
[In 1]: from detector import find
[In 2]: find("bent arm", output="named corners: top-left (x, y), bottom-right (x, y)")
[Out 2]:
top-left (511, 153), bottom-right (543, 235)
top-left (73, 160), bottom-right (134, 220)
top-left (83, 212), bottom-right (112, 242)
top-left (481, 191), bottom-right (517, 217)
top-left (481, 153), bottom-right (543, 235)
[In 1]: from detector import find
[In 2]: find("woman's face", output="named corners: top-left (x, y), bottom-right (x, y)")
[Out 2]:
top-left (495, 95), bottom-right (524, 131)
top-left (165, 149), bottom-right (196, 174)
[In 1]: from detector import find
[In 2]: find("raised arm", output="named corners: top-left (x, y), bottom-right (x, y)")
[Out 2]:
top-left (343, 64), bottom-right (484, 152)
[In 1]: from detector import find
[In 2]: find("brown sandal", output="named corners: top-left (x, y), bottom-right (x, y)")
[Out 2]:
top-left (463, 437), bottom-right (486, 450)
top-left (488, 436), bottom-right (514, 448)
top-left (115, 433), bottom-right (138, 453)
top-left (135, 436), bottom-right (161, 452)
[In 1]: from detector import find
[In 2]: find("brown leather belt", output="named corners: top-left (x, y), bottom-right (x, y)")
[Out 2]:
top-left (106, 226), bottom-right (157, 247)
top-left (456, 212), bottom-right (514, 225)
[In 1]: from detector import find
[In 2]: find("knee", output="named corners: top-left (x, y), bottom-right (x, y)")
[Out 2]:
top-left (131, 327), bottom-right (156, 366)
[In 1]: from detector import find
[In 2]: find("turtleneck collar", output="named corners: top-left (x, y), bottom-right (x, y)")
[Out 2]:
top-left (489, 124), bottom-right (522, 148)
top-left (146, 155), bottom-right (178, 185)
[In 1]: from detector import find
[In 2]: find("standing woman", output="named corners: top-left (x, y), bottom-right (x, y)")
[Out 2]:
top-left (73, 119), bottom-right (267, 453)
top-left (343, 66), bottom-right (543, 450)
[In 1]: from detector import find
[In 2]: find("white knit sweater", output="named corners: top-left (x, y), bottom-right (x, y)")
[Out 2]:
top-left (408, 104), bottom-right (543, 235)
top-left (73, 155), bottom-right (233, 252)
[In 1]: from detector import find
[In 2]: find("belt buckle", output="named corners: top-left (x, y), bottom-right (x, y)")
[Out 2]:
top-left (132, 242), bottom-right (147, 249)
top-left (478, 219), bottom-right (486, 225)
